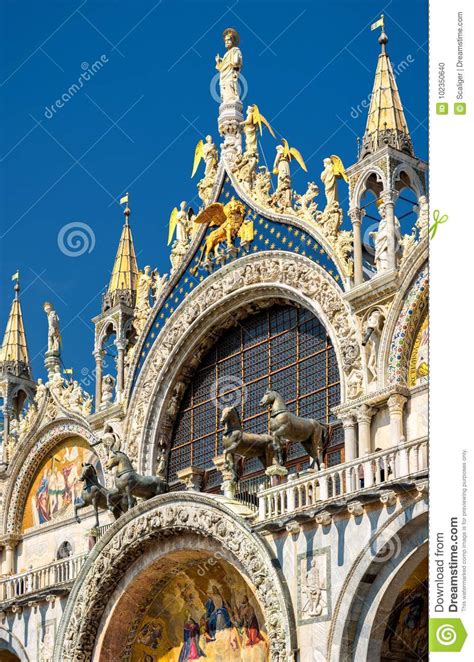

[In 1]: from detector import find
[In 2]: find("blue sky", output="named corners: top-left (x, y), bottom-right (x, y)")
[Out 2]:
top-left (0, 0), bottom-right (428, 386)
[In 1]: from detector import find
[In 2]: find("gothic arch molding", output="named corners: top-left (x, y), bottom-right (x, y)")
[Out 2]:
top-left (1, 419), bottom-right (104, 536)
top-left (351, 166), bottom-right (387, 208)
top-left (379, 257), bottom-right (429, 387)
top-left (327, 502), bottom-right (428, 662)
top-left (391, 163), bottom-right (426, 199)
top-left (0, 625), bottom-right (30, 662)
top-left (53, 493), bottom-right (297, 662)
top-left (123, 251), bottom-right (364, 473)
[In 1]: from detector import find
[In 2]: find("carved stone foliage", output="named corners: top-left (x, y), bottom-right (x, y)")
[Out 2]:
top-left (2, 421), bottom-right (104, 535)
top-left (387, 266), bottom-right (428, 386)
top-left (124, 252), bottom-right (363, 466)
top-left (56, 495), bottom-right (294, 662)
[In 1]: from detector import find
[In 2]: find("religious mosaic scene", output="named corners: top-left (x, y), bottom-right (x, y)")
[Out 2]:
top-left (0, 9), bottom-right (428, 662)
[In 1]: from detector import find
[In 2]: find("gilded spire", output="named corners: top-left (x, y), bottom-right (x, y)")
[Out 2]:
top-left (103, 196), bottom-right (139, 310)
top-left (0, 273), bottom-right (31, 377)
top-left (359, 20), bottom-right (413, 159)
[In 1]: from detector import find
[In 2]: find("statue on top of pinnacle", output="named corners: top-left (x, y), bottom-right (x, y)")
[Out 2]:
top-left (216, 28), bottom-right (242, 104)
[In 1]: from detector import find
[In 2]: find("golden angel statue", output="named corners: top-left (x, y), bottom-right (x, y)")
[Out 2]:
top-left (167, 201), bottom-right (192, 246)
top-left (191, 135), bottom-right (218, 178)
top-left (273, 139), bottom-right (307, 186)
top-left (241, 104), bottom-right (275, 155)
top-left (192, 197), bottom-right (252, 267)
top-left (215, 28), bottom-right (242, 103)
top-left (168, 202), bottom-right (195, 272)
top-left (320, 155), bottom-right (348, 209)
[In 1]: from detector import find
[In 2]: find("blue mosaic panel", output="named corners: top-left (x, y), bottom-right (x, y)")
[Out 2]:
top-left (131, 175), bottom-right (340, 387)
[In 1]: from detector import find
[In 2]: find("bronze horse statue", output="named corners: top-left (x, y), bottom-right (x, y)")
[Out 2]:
top-left (106, 450), bottom-right (168, 511)
top-left (221, 406), bottom-right (282, 481)
top-left (260, 389), bottom-right (327, 470)
top-left (74, 463), bottom-right (128, 528)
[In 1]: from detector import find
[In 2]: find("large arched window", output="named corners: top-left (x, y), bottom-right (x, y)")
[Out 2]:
top-left (168, 304), bottom-right (343, 492)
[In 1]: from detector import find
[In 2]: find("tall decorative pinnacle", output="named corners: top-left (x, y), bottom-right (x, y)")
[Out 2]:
top-left (216, 27), bottom-right (243, 163)
top-left (0, 271), bottom-right (31, 378)
top-left (103, 193), bottom-right (139, 311)
top-left (359, 16), bottom-right (414, 160)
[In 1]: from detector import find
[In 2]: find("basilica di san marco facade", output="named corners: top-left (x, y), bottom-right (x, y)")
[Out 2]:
top-left (0, 23), bottom-right (428, 662)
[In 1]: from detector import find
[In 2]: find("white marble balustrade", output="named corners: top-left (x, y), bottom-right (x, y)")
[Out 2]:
top-left (0, 553), bottom-right (87, 603)
top-left (257, 437), bottom-right (428, 521)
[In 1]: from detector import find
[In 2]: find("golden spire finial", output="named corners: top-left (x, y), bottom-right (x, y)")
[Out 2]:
top-left (359, 15), bottom-right (413, 159)
top-left (0, 271), bottom-right (31, 375)
top-left (103, 194), bottom-right (139, 309)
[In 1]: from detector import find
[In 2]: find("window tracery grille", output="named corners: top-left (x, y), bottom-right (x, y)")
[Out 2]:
top-left (168, 304), bottom-right (342, 489)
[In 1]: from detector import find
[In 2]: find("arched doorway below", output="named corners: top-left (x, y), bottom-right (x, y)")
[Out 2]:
top-left (127, 551), bottom-right (269, 661)
top-left (380, 557), bottom-right (428, 661)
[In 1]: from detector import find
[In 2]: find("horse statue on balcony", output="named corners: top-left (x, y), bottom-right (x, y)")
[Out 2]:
top-left (260, 389), bottom-right (327, 470)
top-left (106, 450), bottom-right (168, 511)
top-left (221, 406), bottom-right (284, 481)
top-left (74, 463), bottom-right (129, 529)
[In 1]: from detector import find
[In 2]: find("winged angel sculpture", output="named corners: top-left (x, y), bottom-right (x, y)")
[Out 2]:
top-left (320, 155), bottom-right (348, 209)
top-left (191, 197), bottom-right (253, 270)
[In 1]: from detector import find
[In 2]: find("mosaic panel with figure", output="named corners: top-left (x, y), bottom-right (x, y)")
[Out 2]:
top-left (131, 560), bottom-right (269, 661)
top-left (408, 316), bottom-right (428, 387)
top-left (21, 436), bottom-right (102, 531)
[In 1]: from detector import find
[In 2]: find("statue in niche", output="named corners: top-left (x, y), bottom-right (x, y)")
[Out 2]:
top-left (362, 309), bottom-right (385, 382)
top-left (304, 559), bottom-right (323, 616)
top-left (370, 203), bottom-right (402, 273)
top-left (101, 374), bottom-right (115, 408)
top-left (43, 301), bottom-right (61, 353)
top-left (215, 28), bottom-right (242, 103)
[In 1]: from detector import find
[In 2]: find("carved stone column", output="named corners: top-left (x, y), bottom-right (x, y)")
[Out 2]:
top-left (94, 349), bottom-right (105, 411)
top-left (1, 535), bottom-right (21, 575)
top-left (357, 405), bottom-right (375, 456)
top-left (380, 189), bottom-right (399, 271)
top-left (115, 338), bottom-right (126, 400)
top-left (388, 393), bottom-right (408, 476)
top-left (341, 412), bottom-right (357, 461)
top-left (177, 466), bottom-right (205, 492)
top-left (387, 394), bottom-right (407, 445)
top-left (348, 208), bottom-right (365, 285)
top-left (213, 454), bottom-right (236, 499)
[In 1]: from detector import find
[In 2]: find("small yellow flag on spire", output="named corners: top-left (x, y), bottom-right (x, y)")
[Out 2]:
top-left (371, 15), bottom-right (384, 31)
top-left (120, 193), bottom-right (129, 206)
top-left (11, 270), bottom-right (19, 281)
top-left (64, 368), bottom-right (73, 375)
